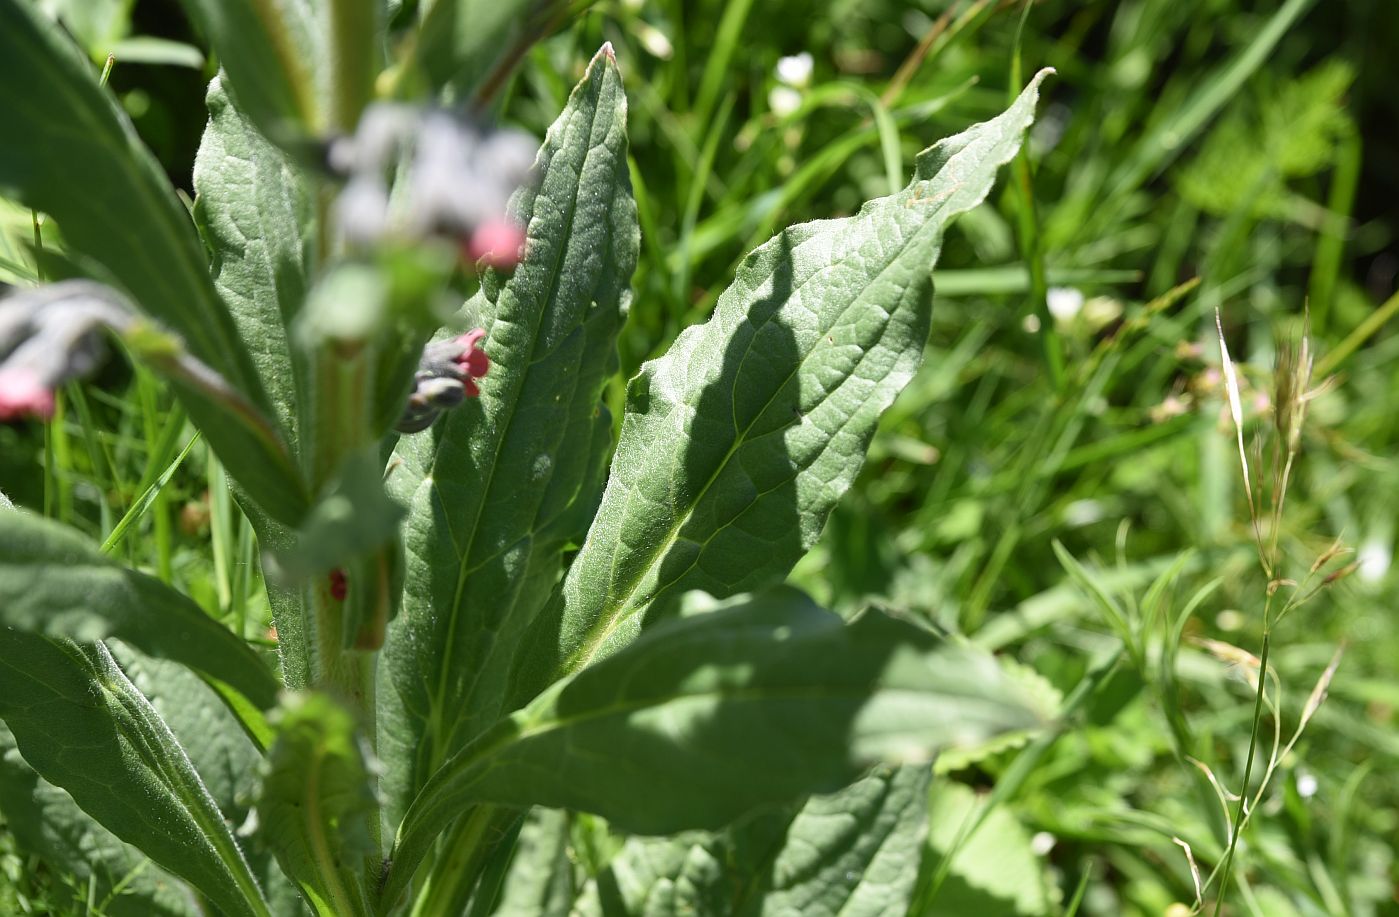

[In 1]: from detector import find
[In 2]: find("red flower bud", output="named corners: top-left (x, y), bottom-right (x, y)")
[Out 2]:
top-left (330, 568), bottom-right (348, 601)
top-left (454, 328), bottom-right (490, 396)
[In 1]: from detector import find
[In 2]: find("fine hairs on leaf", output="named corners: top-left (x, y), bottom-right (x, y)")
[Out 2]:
top-left (0, 8), bottom-right (1061, 915)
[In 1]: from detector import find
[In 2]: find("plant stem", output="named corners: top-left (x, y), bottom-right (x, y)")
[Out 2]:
top-left (1213, 630), bottom-right (1271, 914)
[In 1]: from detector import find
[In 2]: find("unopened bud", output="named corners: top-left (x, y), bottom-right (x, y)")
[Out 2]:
top-left (395, 328), bottom-right (491, 433)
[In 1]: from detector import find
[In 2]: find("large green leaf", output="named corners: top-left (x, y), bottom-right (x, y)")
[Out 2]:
top-left (0, 0), bottom-right (309, 523)
top-left (573, 765), bottom-right (930, 916)
top-left (256, 693), bottom-right (380, 917)
top-left (512, 70), bottom-right (1053, 694)
top-left (109, 643), bottom-right (264, 818)
top-left (193, 75), bottom-right (315, 457)
top-left (107, 642), bottom-right (311, 917)
top-left (0, 509), bottom-right (280, 710)
top-left (380, 589), bottom-right (1051, 907)
top-left (0, 722), bottom-right (201, 917)
top-left (380, 44), bottom-right (637, 821)
top-left (0, 634), bottom-right (271, 917)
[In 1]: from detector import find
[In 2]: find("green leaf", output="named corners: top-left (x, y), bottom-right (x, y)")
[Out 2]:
top-left (0, 722), bottom-right (202, 917)
top-left (514, 69), bottom-right (1053, 692)
top-left (381, 588), bottom-right (1051, 906)
top-left (193, 75), bottom-right (315, 458)
top-left (483, 809), bottom-right (579, 917)
top-left (576, 765), bottom-right (930, 916)
top-left (108, 643), bottom-right (264, 818)
top-left (0, 509), bottom-right (281, 710)
top-left (256, 693), bottom-right (379, 917)
top-left (0, 635), bottom-right (272, 917)
top-left (0, 0), bottom-right (309, 523)
top-left (751, 765), bottom-right (930, 916)
top-left (380, 44), bottom-right (637, 821)
top-left (574, 830), bottom-right (726, 917)
top-left (920, 781), bottom-right (1050, 916)
top-left (175, 0), bottom-right (325, 142)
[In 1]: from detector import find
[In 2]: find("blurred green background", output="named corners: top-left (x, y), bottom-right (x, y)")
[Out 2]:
top-left (2, 0), bottom-right (1396, 914)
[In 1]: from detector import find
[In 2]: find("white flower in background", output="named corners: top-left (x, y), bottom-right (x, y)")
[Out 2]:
top-left (1296, 772), bottom-right (1319, 799)
top-left (1357, 537), bottom-right (1391, 583)
top-left (1047, 286), bottom-right (1084, 322)
top-left (768, 85), bottom-right (802, 117)
top-left (776, 52), bottom-right (814, 88)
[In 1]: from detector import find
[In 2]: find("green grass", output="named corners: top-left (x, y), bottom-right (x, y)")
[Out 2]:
top-left (2, 0), bottom-right (1397, 914)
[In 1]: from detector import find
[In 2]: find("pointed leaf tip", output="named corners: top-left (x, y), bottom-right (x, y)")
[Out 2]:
top-left (596, 41), bottom-right (616, 64)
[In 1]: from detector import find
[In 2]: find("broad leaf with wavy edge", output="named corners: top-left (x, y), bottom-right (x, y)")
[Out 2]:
top-left (380, 588), bottom-right (1051, 907)
top-left (380, 43), bottom-right (637, 823)
top-left (0, 635), bottom-right (272, 917)
top-left (511, 70), bottom-right (1054, 697)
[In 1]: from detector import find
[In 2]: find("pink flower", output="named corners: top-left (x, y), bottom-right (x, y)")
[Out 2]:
top-left (453, 328), bottom-right (490, 396)
top-left (464, 220), bottom-right (526, 271)
top-left (0, 368), bottom-right (55, 421)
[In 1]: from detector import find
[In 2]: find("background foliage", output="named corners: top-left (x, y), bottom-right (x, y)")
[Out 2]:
top-left (1, 0), bottom-right (1396, 914)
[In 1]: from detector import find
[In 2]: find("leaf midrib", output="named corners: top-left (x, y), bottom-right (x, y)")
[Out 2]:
top-left (570, 201), bottom-right (947, 674)
top-left (419, 72), bottom-right (617, 780)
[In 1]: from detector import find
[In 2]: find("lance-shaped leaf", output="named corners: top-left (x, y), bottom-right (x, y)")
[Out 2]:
top-left (0, 509), bottom-right (280, 710)
top-left (193, 75), bottom-right (315, 456)
top-left (574, 766), bottom-right (929, 916)
top-left (256, 693), bottom-right (379, 916)
top-left (0, 1), bottom-right (309, 522)
top-left (380, 44), bottom-right (637, 821)
top-left (0, 722), bottom-right (201, 917)
top-left (0, 635), bottom-right (272, 917)
top-left (513, 70), bottom-right (1054, 694)
top-left (380, 589), bottom-right (1051, 907)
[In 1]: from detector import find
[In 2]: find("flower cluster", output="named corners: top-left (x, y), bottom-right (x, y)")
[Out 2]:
top-left (329, 104), bottom-right (535, 270)
top-left (0, 281), bottom-right (127, 421)
top-left (395, 328), bottom-right (491, 433)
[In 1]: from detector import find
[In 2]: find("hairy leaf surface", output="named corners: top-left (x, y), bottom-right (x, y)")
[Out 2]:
top-left (0, 510), bottom-right (280, 710)
top-left (0, 722), bottom-right (201, 917)
top-left (194, 75), bottom-right (315, 456)
top-left (382, 589), bottom-right (1049, 905)
top-left (381, 44), bottom-right (637, 821)
top-left (0, 635), bottom-right (270, 917)
top-left (515, 70), bottom-right (1053, 691)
